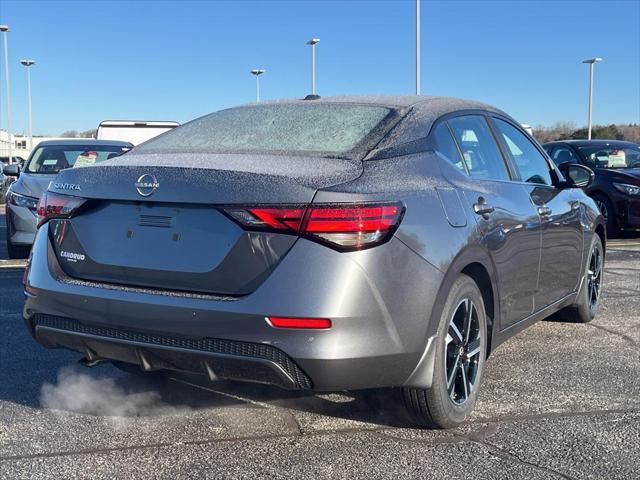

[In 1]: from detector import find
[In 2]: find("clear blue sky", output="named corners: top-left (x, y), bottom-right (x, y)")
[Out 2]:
top-left (1, 0), bottom-right (638, 135)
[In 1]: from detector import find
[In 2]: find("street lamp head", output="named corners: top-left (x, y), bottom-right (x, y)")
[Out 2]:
top-left (0, 25), bottom-right (9, 32)
top-left (582, 57), bottom-right (603, 64)
top-left (306, 38), bottom-right (320, 45)
top-left (20, 59), bottom-right (36, 67)
top-left (250, 69), bottom-right (265, 76)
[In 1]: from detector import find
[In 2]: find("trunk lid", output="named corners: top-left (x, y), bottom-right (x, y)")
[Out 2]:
top-left (48, 153), bottom-right (361, 295)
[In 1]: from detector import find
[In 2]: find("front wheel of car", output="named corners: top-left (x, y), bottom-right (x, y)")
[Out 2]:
top-left (403, 274), bottom-right (487, 428)
top-left (558, 234), bottom-right (604, 323)
top-left (592, 194), bottom-right (618, 237)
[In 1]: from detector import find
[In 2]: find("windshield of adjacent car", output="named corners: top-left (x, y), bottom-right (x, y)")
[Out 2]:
top-left (578, 145), bottom-right (640, 169)
top-left (136, 104), bottom-right (394, 157)
top-left (26, 144), bottom-right (132, 174)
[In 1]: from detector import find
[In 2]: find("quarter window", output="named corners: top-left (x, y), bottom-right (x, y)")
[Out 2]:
top-left (432, 123), bottom-right (465, 172)
top-left (493, 118), bottom-right (552, 186)
top-left (447, 115), bottom-right (510, 181)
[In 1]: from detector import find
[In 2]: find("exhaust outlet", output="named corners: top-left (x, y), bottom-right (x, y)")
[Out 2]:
top-left (78, 356), bottom-right (107, 368)
top-left (78, 347), bottom-right (106, 367)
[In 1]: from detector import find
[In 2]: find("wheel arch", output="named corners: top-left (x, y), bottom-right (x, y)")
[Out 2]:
top-left (403, 245), bottom-right (500, 389)
top-left (460, 262), bottom-right (496, 357)
top-left (594, 222), bottom-right (606, 254)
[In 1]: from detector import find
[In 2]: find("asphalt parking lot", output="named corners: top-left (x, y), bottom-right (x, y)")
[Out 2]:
top-left (1, 205), bottom-right (639, 479)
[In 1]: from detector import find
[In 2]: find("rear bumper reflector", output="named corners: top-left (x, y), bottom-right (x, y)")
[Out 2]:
top-left (266, 316), bottom-right (332, 329)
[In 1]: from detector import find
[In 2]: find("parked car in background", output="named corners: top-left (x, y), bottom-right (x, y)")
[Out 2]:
top-left (0, 170), bottom-right (7, 202)
top-left (1, 156), bottom-right (27, 166)
top-left (96, 120), bottom-right (180, 145)
top-left (24, 96), bottom-right (605, 428)
top-left (1, 156), bottom-right (27, 202)
top-left (3, 139), bottom-right (132, 258)
top-left (543, 140), bottom-right (640, 235)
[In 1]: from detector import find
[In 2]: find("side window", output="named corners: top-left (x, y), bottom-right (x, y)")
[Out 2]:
top-left (550, 146), bottom-right (579, 167)
top-left (493, 118), bottom-right (552, 186)
top-left (448, 115), bottom-right (510, 181)
top-left (432, 122), bottom-right (465, 172)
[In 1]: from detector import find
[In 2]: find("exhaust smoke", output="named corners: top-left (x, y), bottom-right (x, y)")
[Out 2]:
top-left (40, 367), bottom-right (188, 427)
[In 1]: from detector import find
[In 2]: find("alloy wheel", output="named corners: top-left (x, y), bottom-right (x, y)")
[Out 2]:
top-left (587, 244), bottom-right (603, 311)
top-left (445, 298), bottom-right (482, 405)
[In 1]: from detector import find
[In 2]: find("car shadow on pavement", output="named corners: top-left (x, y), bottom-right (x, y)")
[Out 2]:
top-left (165, 373), bottom-right (416, 428)
top-left (0, 346), bottom-right (414, 428)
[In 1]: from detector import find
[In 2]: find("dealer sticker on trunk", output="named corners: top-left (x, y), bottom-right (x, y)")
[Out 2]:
top-left (60, 250), bottom-right (86, 263)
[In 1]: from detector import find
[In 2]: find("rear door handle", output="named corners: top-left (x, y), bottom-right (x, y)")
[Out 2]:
top-left (537, 206), bottom-right (552, 216)
top-left (473, 202), bottom-right (495, 218)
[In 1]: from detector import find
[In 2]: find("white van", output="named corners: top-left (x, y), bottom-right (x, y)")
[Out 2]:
top-left (520, 123), bottom-right (534, 137)
top-left (96, 120), bottom-right (180, 146)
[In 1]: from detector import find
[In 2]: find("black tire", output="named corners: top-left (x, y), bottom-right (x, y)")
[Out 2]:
top-left (6, 236), bottom-right (30, 259)
top-left (4, 213), bottom-right (30, 259)
top-left (557, 234), bottom-right (604, 323)
top-left (592, 194), bottom-right (618, 237)
top-left (403, 274), bottom-right (488, 429)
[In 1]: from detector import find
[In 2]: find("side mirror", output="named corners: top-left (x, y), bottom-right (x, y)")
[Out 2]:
top-left (558, 163), bottom-right (594, 189)
top-left (2, 163), bottom-right (20, 177)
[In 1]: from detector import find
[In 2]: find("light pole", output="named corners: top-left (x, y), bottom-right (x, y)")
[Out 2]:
top-left (0, 24), bottom-right (13, 164)
top-left (582, 57), bottom-right (602, 140)
top-left (416, 0), bottom-right (421, 95)
top-left (306, 38), bottom-right (320, 97)
top-left (250, 69), bottom-right (265, 102)
top-left (20, 59), bottom-right (35, 151)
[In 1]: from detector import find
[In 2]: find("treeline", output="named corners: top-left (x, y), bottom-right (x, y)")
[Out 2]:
top-left (533, 123), bottom-right (640, 143)
top-left (60, 129), bottom-right (97, 138)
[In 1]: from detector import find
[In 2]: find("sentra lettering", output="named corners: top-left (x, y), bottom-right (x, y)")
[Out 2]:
top-left (53, 183), bottom-right (82, 191)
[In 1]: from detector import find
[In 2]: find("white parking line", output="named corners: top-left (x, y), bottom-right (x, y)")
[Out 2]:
top-left (0, 260), bottom-right (26, 269)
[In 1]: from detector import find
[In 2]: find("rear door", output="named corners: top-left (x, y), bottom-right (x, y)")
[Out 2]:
top-left (436, 115), bottom-right (542, 328)
top-left (490, 117), bottom-right (583, 309)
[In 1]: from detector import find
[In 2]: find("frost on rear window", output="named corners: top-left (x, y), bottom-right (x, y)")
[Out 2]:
top-left (136, 104), bottom-right (392, 155)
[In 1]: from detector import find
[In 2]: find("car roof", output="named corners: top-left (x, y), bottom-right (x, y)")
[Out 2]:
top-left (545, 139), bottom-right (638, 147)
top-left (35, 139), bottom-right (133, 147)
top-left (250, 94), bottom-right (505, 113)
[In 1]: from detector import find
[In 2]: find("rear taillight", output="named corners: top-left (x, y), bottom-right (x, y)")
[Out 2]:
top-left (225, 207), bottom-right (306, 231)
top-left (36, 191), bottom-right (87, 227)
top-left (224, 202), bottom-right (404, 251)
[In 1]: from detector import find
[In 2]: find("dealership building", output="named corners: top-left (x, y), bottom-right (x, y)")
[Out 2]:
top-left (0, 129), bottom-right (63, 161)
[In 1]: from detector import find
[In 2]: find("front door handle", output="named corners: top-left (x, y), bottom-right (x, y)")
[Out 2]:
top-left (537, 206), bottom-right (552, 216)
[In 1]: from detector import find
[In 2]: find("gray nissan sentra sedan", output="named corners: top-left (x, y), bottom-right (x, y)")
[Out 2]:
top-left (23, 96), bottom-right (605, 428)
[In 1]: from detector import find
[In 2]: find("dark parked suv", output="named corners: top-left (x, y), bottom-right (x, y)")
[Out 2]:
top-left (543, 140), bottom-right (640, 235)
top-left (24, 96), bottom-right (605, 428)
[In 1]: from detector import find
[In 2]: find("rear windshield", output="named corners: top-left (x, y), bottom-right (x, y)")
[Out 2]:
top-left (26, 144), bottom-right (132, 174)
top-left (136, 104), bottom-right (394, 157)
top-left (578, 145), bottom-right (640, 169)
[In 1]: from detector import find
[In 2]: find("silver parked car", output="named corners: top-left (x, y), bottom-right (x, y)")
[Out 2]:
top-left (23, 96), bottom-right (605, 428)
top-left (3, 139), bottom-right (132, 258)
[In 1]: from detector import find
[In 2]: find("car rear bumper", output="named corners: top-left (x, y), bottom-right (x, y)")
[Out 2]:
top-left (24, 223), bottom-right (444, 391)
top-left (6, 203), bottom-right (37, 245)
